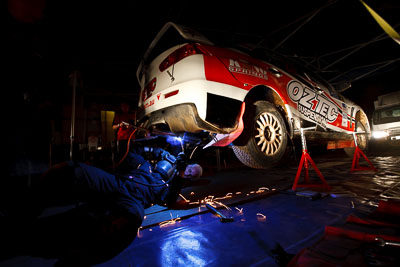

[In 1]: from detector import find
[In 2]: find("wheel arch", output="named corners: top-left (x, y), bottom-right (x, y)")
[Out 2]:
top-left (243, 85), bottom-right (293, 136)
top-left (355, 108), bottom-right (371, 134)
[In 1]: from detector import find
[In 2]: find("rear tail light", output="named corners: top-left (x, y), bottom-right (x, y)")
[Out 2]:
top-left (159, 44), bottom-right (207, 72)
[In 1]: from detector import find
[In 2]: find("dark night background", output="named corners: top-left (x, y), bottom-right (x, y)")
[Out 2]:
top-left (5, 0), bottom-right (400, 176)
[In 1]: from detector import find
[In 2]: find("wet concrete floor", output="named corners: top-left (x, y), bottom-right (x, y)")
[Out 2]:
top-left (1, 143), bottom-right (399, 266)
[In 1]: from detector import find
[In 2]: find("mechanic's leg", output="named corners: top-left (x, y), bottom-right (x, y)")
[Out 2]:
top-left (28, 162), bottom-right (81, 217)
top-left (58, 208), bottom-right (144, 266)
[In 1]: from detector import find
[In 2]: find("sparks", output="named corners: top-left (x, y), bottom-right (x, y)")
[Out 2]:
top-left (256, 187), bottom-right (270, 193)
top-left (214, 193), bottom-right (233, 201)
top-left (137, 227), bottom-right (143, 238)
top-left (257, 213), bottom-right (266, 221)
top-left (204, 195), bottom-right (215, 203)
top-left (213, 201), bottom-right (231, 211)
top-left (159, 213), bottom-right (181, 228)
top-left (179, 194), bottom-right (190, 202)
top-left (235, 207), bottom-right (243, 214)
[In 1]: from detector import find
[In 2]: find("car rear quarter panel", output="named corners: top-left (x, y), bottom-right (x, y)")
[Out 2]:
top-left (202, 45), bottom-right (362, 134)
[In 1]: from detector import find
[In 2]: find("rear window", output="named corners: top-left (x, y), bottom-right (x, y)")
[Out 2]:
top-left (373, 105), bottom-right (400, 125)
top-left (145, 27), bottom-right (187, 65)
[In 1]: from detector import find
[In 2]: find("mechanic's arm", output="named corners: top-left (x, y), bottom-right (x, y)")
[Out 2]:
top-left (157, 152), bottom-right (190, 206)
top-left (158, 176), bottom-right (187, 206)
top-left (112, 122), bottom-right (122, 131)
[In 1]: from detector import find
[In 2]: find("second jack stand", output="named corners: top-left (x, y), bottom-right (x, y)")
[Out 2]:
top-left (351, 132), bottom-right (377, 172)
top-left (292, 127), bottom-right (331, 191)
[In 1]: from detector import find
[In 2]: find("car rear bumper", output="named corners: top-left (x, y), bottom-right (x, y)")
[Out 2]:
top-left (140, 102), bottom-right (242, 134)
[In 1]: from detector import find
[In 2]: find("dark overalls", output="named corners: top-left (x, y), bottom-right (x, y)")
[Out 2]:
top-left (1, 150), bottom-right (185, 265)
top-left (33, 150), bottom-right (183, 239)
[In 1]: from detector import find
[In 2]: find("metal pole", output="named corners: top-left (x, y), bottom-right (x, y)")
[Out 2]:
top-left (70, 70), bottom-right (77, 161)
top-left (322, 32), bottom-right (388, 71)
top-left (272, 1), bottom-right (337, 51)
top-left (273, 9), bottom-right (321, 51)
top-left (352, 132), bottom-right (358, 147)
top-left (300, 128), bottom-right (307, 152)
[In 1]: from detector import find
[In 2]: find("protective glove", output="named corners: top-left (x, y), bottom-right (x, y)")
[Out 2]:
top-left (176, 152), bottom-right (188, 171)
top-left (151, 148), bottom-right (171, 161)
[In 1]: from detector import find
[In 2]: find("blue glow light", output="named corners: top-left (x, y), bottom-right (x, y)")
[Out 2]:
top-left (160, 229), bottom-right (215, 267)
top-left (166, 136), bottom-right (183, 146)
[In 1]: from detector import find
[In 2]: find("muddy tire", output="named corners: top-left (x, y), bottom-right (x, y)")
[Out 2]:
top-left (344, 121), bottom-right (369, 157)
top-left (232, 101), bottom-right (289, 169)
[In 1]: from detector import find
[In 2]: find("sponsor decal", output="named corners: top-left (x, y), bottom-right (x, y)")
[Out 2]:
top-left (142, 77), bottom-right (157, 102)
top-left (143, 99), bottom-right (155, 109)
top-left (287, 80), bottom-right (338, 128)
top-left (229, 59), bottom-right (268, 80)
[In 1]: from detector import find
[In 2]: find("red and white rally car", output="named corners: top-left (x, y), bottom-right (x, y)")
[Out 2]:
top-left (136, 22), bottom-right (370, 169)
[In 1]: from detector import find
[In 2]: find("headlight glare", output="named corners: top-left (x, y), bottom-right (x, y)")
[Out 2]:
top-left (372, 130), bottom-right (388, 139)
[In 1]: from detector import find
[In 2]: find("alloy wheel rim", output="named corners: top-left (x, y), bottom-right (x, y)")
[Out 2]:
top-left (255, 112), bottom-right (283, 155)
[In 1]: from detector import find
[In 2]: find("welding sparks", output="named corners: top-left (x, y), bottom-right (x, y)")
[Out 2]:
top-left (206, 195), bottom-right (215, 202)
top-left (257, 213), bottom-right (267, 221)
top-left (235, 207), bottom-right (243, 214)
top-left (214, 193), bottom-right (233, 201)
top-left (179, 194), bottom-right (190, 203)
top-left (351, 200), bottom-right (355, 209)
top-left (213, 201), bottom-right (231, 211)
top-left (159, 213), bottom-right (181, 228)
top-left (256, 187), bottom-right (270, 193)
top-left (137, 227), bottom-right (143, 238)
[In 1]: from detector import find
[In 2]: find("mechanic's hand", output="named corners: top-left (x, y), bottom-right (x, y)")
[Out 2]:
top-left (176, 152), bottom-right (188, 171)
top-left (152, 148), bottom-right (171, 161)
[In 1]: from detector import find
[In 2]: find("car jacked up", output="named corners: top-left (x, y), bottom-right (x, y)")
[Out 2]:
top-left (135, 22), bottom-right (370, 169)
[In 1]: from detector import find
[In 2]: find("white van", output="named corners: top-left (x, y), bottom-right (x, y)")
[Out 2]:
top-left (372, 91), bottom-right (400, 141)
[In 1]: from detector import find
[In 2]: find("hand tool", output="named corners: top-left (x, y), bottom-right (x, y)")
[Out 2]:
top-left (206, 203), bottom-right (234, 222)
top-left (375, 237), bottom-right (400, 247)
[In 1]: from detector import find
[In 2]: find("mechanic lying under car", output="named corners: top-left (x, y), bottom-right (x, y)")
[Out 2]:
top-left (1, 147), bottom-right (202, 265)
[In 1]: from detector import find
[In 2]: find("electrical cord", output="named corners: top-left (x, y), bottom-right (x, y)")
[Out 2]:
top-left (114, 128), bottom-right (137, 168)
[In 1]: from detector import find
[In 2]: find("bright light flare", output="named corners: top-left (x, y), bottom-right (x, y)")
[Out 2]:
top-left (372, 130), bottom-right (388, 139)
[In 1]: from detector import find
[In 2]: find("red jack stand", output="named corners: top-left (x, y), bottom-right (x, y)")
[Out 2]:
top-left (292, 127), bottom-right (331, 191)
top-left (351, 132), bottom-right (377, 172)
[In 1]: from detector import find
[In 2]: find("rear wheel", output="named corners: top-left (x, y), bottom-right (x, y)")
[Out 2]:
top-left (232, 101), bottom-right (289, 169)
top-left (344, 121), bottom-right (369, 157)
